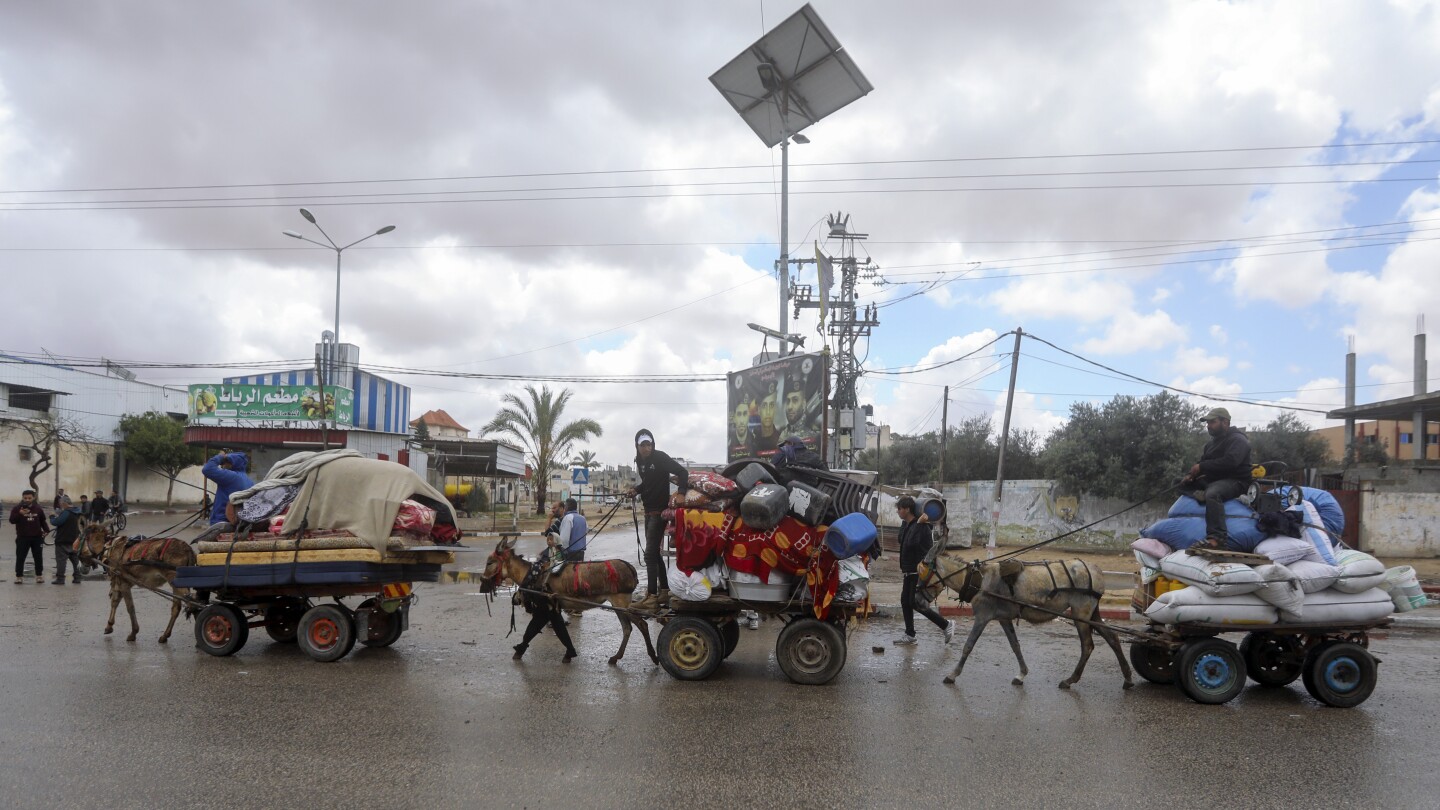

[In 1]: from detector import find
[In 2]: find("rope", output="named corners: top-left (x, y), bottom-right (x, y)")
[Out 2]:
top-left (987, 481), bottom-right (1180, 562)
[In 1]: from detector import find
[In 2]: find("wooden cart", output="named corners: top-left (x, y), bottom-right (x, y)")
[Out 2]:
top-left (188, 582), bottom-right (415, 663)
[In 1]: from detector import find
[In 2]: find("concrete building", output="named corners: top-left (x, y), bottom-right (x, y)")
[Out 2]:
top-left (1313, 421), bottom-right (1440, 462)
top-left (409, 409), bottom-right (470, 440)
top-left (0, 353), bottom-right (204, 503)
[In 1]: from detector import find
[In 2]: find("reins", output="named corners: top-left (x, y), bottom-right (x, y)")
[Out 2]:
top-left (986, 482), bottom-right (1180, 563)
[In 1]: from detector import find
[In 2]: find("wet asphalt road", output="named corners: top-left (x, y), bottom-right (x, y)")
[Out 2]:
top-left (3, 516), bottom-right (1440, 809)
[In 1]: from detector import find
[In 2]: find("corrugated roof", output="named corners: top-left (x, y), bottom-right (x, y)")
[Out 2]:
top-left (409, 408), bottom-right (468, 432)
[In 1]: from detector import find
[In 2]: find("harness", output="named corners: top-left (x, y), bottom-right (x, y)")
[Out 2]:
top-left (122, 537), bottom-right (182, 570)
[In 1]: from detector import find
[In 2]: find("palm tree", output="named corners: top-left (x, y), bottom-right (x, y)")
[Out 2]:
top-left (572, 449), bottom-right (601, 471)
top-left (482, 384), bottom-right (602, 514)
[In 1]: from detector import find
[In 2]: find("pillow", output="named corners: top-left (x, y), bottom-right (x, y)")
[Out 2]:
top-left (1130, 537), bottom-right (1173, 561)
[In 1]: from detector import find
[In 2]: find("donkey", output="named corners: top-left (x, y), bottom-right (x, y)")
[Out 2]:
top-left (480, 536), bottom-right (657, 666)
top-left (923, 553), bottom-right (1134, 690)
top-left (75, 519), bottom-right (197, 644)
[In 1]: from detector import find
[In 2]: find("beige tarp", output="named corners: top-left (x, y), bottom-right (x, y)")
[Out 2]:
top-left (278, 456), bottom-right (457, 552)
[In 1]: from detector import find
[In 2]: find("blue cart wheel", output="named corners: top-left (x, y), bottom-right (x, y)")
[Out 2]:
top-left (1302, 641), bottom-right (1377, 708)
top-left (1177, 638), bottom-right (1247, 704)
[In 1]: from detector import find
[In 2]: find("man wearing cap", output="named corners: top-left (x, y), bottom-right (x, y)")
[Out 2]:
top-left (89, 490), bottom-right (110, 521)
top-left (626, 429), bottom-right (690, 597)
top-left (1183, 407), bottom-right (1253, 550)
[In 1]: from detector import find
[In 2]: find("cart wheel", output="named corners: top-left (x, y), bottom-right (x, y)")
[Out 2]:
top-left (1129, 643), bottom-right (1177, 684)
top-left (1240, 632), bottom-right (1303, 687)
top-left (657, 617), bottom-right (723, 681)
top-left (1301, 641), bottom-right (1377, 708)
top-left (263, 599), bottom-right (306, 643)
top-left (719, 619), bottom-right (741, 659)
top-left (776, 619), bottom-right (846, 686)
top-left (1177, 637), bottom-right (1246, 704)
top-left (194, 603), bottom-right (248, 657)
top-left (1282, 485), bottom-right (1304, 509)
top-left (298, 604), bottom-right (357, 663)
top-left (358, 598), bottom-right (405, 648)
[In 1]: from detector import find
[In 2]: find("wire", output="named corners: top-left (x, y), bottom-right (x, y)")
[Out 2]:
top-left (865, 331), bottom-right (1013, 375)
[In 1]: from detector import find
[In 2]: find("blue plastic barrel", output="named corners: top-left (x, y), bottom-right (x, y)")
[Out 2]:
top-left (919, 497), bottom-right (946, 522)
top-left (825, 512), bottom-right (879, 560)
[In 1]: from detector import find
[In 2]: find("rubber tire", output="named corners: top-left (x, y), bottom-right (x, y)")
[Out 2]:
top-left (298, 604), bottom-right (357, 663)
top-left (775, 619), bottom-right (846, 686)
top-left (1302, 641), bottom-right (1377, 708)
top-left (112, 512), bottom-right (127, 532)
top-left (1129, 643), bottom-right (1177, 685)
top-left (263, 600), bottom-right (306, 643)
top-left (719, 619), bottom-right (741, 659)
top-left (1240, 632), bottom-right (1303, 687)
top-left (194, 603), bottom-right (248, 657)
top-left (358, 598), bottom-right (405, 648)
top-left (1177, 637), bottom-right (1247, 705)
top-left (657, 617), bottom-right (724, 681)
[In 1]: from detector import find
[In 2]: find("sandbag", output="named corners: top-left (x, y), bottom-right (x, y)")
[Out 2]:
top-left (1144, 586), bottom-right (1278, 625)
top-left (824, 512), bottom-right (878, 560)
top-left (1134, 549), bottom-right (1162, 584)
top-left (785, 480), bottom-right (832, 526)
top-left (1298, 501), bottom-right (1338, 565)
top-left (1331, 548), bottom-right (1386, 593)
top-left (1255, 535), bottom-right (1321, 566)
top-left (1298, 588), bottom-right (1392, 624)
top-left (1158, 550), bottom-right (1265, 597)
top-left (1140, 515), bottom-right (1266, 552)
top-left (1253, 564), bottom-right (1305, 622)
top-left (740, 483), bottom-right (789, 532)
top-left (1285, 559), bottom-right (1342, 593)
top-left (1299, 486), bottom-right (1345, 538)
top-left (1166, 495), bottom-right (1257, 520)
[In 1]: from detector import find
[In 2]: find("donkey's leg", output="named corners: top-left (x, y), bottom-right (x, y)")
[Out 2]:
top-left (609, 612), bottom-right (634, 666)
top-left (1060, 606), bottom-right (1096, 689)
top-left (1092, 605), bottom-right (1135, 688)
top-left (634, 616), bottom-right (657, 663)
top-left (159, 584), bottom-right (183, 644)
top-left (999, 619), bottom-right (1030, 686)
top-left (122, 587), bottom-right (140, 642)
top-left (943, 615), bottom-right (991, 685)
top-left (104, 581), bottom-right (122, 635)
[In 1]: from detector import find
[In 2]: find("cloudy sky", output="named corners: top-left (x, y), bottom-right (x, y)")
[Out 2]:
top-left (2, 1), bottom-right (1439, 468)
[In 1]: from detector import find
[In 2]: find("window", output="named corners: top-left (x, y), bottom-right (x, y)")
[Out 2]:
top-left (1429, 434), bottom-right (1439, 445)
top-left (7, 385), bottom-right (54, 412)
top-left (18, 447), bottom-right (32, 461)
top-left (1364, 435), bottom-right (1378, 444)
top-left (96, 453), bottom-right (107, 469)
top-left (1400, 433), bottom-right (1412, 444)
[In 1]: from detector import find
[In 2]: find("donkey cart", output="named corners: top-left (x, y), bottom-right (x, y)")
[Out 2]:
top-left (649, 594), bottom-right (860, 686)
top-left (1127, 619), bottom-right (1388, 708)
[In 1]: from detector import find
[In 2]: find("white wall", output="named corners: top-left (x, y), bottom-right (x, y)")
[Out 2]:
top-left (1361, 491), bottom-right (1440, 558)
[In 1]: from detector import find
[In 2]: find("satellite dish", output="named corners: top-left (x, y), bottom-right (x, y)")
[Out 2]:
top-left (709, 3), bottom-right (873, 147)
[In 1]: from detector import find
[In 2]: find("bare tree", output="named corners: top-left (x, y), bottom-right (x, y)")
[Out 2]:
top-left (1, 412), bottom-right (97, 492)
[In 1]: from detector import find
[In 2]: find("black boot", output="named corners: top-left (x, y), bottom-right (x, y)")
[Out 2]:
top-left (512, 643), bottom-right (527, 660)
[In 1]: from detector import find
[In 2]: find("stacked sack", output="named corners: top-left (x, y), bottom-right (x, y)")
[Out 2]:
top-left (666, 463), bottom-right (880, 617)
top-left (1132, 486), bottom-right (1412, 624)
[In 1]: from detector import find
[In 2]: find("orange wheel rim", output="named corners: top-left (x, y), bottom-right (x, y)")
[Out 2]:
top-left (309, 618), bottom-right (339, 649)
top-left (204, 616), bottom-right (231, 645)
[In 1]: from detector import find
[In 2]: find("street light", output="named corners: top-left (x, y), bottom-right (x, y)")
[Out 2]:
top-left (284, 208), bottom-right (395, 430)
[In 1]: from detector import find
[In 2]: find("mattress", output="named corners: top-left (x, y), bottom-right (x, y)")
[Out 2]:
top-left (172, 562), bottom-right (442, 589)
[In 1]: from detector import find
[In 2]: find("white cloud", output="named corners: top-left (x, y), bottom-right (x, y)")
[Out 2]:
top-left (1172, 346), bottom-right (1229, 376)
top-left (988, 275), bottom-right (1134, 323)
top-left (1209, 324), bottom-right (1228, 344)
top-left (1080, 310), bottom-right (1186, 355)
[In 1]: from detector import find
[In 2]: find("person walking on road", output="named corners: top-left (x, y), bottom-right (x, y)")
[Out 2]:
top-left (89, 490), bottom-right (110, 522)
top-left (557, 497), bottom-right (588, 563)
top-left (1182, 407), bottom-right (1253, 550)
top-left (626, 429), bottom-right (690, 597)
top-left (49, 500), bottom-right (84, 584)
top-left (51, 489), bottom-right (66, 510)
top-left (893, 496), bottom-right (955, 647)
top-left (11, 490), bottom-right (50, 584)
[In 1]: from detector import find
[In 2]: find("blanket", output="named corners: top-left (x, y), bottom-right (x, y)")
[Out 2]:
top-left (278, 456), bottom-right (457, 552)
top-left (229, 449), bottom-right (362, 505)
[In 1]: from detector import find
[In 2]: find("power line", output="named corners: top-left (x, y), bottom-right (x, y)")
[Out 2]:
top-left (865, 331), bottom-right (1013, 375)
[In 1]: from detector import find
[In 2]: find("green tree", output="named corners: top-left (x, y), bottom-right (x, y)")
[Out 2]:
top-left (1355, 439), bottom-right (1390, 465)
top-left (119, 411), bottom-right (205, 505)
top-left (481, 385), bottom-right (602, 515)
top-left (1042, 392), bottom-right (1206, 501)
top-left (412, 420), bottom-right (431, 442)
top-left (1247, 412), bottom-right (1334, 471)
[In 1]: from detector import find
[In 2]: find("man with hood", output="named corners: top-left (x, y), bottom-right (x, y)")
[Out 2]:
top-left (626, 429), bottom-right (690, 597)
top-left (48, 498), bottom-right (84, 584)
top-left (202, 451), bottom-right (254, 525)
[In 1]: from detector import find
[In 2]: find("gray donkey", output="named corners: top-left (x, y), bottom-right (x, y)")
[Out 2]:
top-left (924, 553), bottom-right (1134, 690)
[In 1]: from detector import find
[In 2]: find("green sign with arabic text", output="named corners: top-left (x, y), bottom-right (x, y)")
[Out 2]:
top-left (188, 384), bottom-right (354, 427)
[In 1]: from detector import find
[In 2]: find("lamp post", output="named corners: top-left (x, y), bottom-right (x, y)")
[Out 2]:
top-left (284, 208), bottom-right (394, 432)
top-left (757, 62), bottom-right (811, 356)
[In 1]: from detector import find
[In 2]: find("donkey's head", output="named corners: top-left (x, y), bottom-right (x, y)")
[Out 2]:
top-left (922, 552), bottom-right (982, 604)
top-left (479, 536), bottom-right (521, 594)
top-left (75, 517), bottom-right (118, 564)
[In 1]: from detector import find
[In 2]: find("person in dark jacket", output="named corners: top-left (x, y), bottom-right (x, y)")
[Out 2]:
top-left (1183, 407), bottom-right (1253, 549)
top-left (89, 490), bottom-right (110, 520)
top-left (201, 452), bottom-right (253, 525)
top-left (11, 490), bottom-right (50, 584)
top-left (894, 496), bottom-right (955, 646)
top-left (49, 503), bottom-right (84, 584)
top-left (626, 428), bottom-right (690, 596)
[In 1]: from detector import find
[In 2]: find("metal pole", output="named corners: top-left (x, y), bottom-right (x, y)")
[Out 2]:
top-left (988, 329), bottom-right (1023, 553)
top-left (1345, 336), bottom-right (1356, 465)
top-left (333, 249), bottom-right (342, 437)
top-left (779, 137), bottom-right (790, 355)
top-left (821, 347), bottom-right (831, 464)
top-left (1415, 315), bottom-right (1427, 461)
top-left (939, 385), bottom-right (949, 488)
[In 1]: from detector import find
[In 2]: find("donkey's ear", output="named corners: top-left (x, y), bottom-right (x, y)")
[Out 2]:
top-left (501, 535), bottom-right (518, 550)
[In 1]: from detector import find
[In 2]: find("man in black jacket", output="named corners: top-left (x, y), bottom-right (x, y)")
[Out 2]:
top-left (626, 428), bottom-right (689, 596)
top-left (1183, 407), bottom-right (1253, 549)
top-left (894, 496), bottom-right (955, 646)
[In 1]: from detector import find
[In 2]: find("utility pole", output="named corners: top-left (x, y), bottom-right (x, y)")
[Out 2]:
top-left (939, 386), bottom-right (949, 488)
top-left (988, 328), bottom-right (1024, 554)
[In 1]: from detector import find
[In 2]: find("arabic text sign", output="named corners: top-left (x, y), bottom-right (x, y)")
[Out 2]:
top-left (188, 384), bottom-right (355, 427)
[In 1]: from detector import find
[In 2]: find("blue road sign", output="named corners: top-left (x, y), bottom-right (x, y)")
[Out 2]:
top-left (572, 468), bottom-right (590, 485)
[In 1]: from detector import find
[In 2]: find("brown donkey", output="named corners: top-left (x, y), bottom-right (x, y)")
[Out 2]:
top-left (924, 553), bottom-right (1134, 690)
top-left (480, 536), bottom-right (657, 666)
top-left (76, 519), bottom-right (196, 643)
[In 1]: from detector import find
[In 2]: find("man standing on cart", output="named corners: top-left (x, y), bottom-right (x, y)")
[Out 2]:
top-left (626, 429), bottom-right (689, 598)
top-left (1183, 407), bottom-right (1252, 550)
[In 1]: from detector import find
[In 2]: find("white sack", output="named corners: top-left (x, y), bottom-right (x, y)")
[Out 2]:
top-left (838, 557), bottom-right (870, 584)
top-left (1144, 586), bottom-right (1278, 626)
top-left (1255, 535), bottom-right (1321, 566)
top-left (1253, 564), bottom-right (1305, 622)
top-left (1285, 559), bottom-right (1341, 593)
top-left (1158, 550), bottom-right (1265, 597)
top-left (1298, 588), bottom-right (1393, 624)
top-left (1299, 501), bottom-right (1339, 565)
top-left (1331, 548), bottom-right (1386, 594)
top-left (667, 561), bottom-right (713, 602)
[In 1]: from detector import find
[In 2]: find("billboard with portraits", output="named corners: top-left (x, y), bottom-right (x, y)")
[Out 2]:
top-left (726, 352), bottom-right (827, 463)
